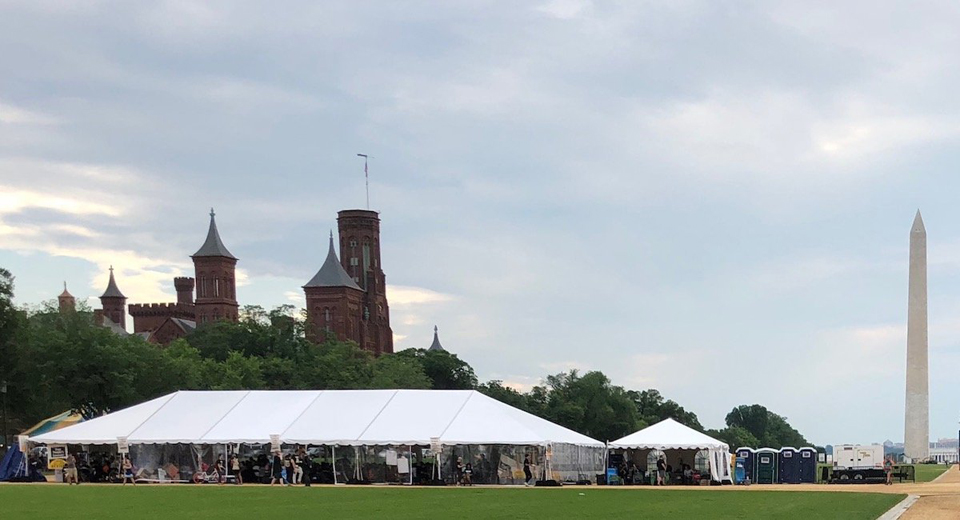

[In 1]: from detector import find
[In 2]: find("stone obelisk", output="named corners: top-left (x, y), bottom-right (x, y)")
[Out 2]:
top-left (904, 210), bottom-right (929, 461)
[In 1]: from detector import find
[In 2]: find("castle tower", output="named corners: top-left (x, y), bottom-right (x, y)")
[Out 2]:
top-left (303, 232), bottom-right (365, 345)
top-left (58, 282), bottom-right (76, 313)
top-left (192, 209), bottom-right (238, 324)
top-left (904, 210), bottom-right (929, 461)
top-left (174, 277), bottom-right (195, 304)
top-left (428, 325), bottom-right (445, 352)
top-left (337, 209), bottom-right (393, 354)
top-left (100, 266), bottom-right (127, 329)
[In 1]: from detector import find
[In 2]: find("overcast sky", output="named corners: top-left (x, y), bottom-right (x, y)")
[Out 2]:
top-left (3, 1), bottom-right (960, 445)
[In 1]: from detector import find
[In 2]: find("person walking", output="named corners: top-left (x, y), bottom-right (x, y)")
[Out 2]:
top-left (884, 456), bottom-right (894, 485)
top-left (121, 456), bottom-right (136, 486)
top-left (656, 456), bottom-right (666, 486)
top-left (523, 455), bottom-right (534, 487)
top-left (230, 454), bottom-right (242, 485)
top-left (270, 451), bottom-right (284, 486)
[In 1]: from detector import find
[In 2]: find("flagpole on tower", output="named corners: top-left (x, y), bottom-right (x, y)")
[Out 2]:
top-left (357, 153), bottom-right (370, 209)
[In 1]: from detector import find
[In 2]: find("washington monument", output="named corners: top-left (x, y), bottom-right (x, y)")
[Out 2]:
top-left (904, 210), bottom-right (929, 461)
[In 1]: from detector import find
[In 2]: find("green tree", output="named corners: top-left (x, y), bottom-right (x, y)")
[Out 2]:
top-left (477, 380), bottom-right (531, 412)
top-left (394, 348), bottom-right (478, 390)
top-left (369, 354), bottom-right (431, 389)
top-left (629, 389), bottom-right (703, 431)
top-left (538, 370), bottom-right (639, 441)
top-left (725, 404), bottom-right (809, 448)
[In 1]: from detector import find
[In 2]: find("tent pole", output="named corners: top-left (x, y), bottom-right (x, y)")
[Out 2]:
top-left (408, 446), bottom-right (413, 485)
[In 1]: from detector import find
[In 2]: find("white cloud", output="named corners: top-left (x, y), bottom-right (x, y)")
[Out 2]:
top-left (0, 101), bottom-right (59, 125)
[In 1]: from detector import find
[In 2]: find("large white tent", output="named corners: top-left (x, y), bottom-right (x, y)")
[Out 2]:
top-left (30, 389), bottom-right (604, 484)
top-left (608, 418), bottom-right (732, 483)
top-left (30, 389), bottom-right (603, 447)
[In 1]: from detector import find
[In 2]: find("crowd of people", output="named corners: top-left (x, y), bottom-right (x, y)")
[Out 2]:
top-left (25, 445), bottom-right (549, 486)
top-left (611, 455), bottom-right (707, 486)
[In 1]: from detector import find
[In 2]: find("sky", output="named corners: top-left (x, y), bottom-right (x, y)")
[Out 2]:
top-left (2, 0), bottom-right (960, 446)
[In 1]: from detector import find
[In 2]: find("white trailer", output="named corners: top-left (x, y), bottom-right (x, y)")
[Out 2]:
top-left (831, 444), bottom-right (886, 483)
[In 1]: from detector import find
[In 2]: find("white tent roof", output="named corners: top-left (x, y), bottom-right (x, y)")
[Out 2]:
top-left (608, 418), bottom-right (729, 451)
top-left (30, 390), bottom-right (603, 447)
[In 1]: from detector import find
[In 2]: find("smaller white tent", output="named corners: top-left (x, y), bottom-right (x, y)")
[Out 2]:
top-left (608, 418), bottom-right (732, 483)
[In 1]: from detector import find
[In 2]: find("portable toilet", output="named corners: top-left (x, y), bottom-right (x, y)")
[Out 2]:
top-left (778, 448), bottom-right (800, 484)
top-left (797, 447), bottom-right (817, 483)
top-left (755, 448), bottom-right (778, 484)
top-left (735, 448), bottom-right (755, 484)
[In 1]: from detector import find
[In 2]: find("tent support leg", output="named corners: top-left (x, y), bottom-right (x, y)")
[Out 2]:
top-left (332, 446), bottom-right (338, 485)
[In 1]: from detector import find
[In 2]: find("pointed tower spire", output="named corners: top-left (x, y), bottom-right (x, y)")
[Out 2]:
top-left (912, 210), bottom-right (925, 234)
top-left (101, 265), bottom-right (125, 298)
top-left (193, 207), bottom-right (236, 259)
top-left (58, 281), bottom-right (76, 312)
top-left (428, 325), bottom-right (445, 351)
top-left (303, 231), bottom-right (361, 289)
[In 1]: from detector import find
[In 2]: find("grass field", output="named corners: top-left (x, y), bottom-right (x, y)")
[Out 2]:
top-left (0, 485), bottom-right (904, 520)
top-left (915, 464), bottom-right (950, 483)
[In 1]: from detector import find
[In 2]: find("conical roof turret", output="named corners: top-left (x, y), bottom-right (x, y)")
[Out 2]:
top-left (193, 208), bottom-right (236, 259)
top-left (59, 281), bottom-right (73, 298)
top-left (303, 232), bottom-right (361, 290)
top-left (101, 266), bottom-right (126, 299)
top-left (428, 325), bottom-right (445, 351)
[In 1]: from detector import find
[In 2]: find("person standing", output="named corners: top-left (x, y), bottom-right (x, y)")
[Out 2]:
top-left (215, 456), bottom-right (226, 486)
top-left (523, 455), bottom-right (533, 487)
top-left (270, 451), bottom-right (284, 486)
top-left (230, 454), bottom-right (242, 485)
top-left (884, 456), bottom-right (894, 485)
top-left (64, 454), bottom-right (79, 485)
top-left (121, 456), bottom-right (136, 486)
top-left (656, 456), bottom-right (666, 486)
top-left (290, 455), bottom-right (301, 485)
top-left (455, 457), bottom-right (464, 486)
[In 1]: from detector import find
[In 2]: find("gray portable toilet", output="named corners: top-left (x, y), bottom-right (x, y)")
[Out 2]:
top-left (755, 448), bottom-right (778, 484)
top-left (778, 448), bottom-right (800, 484)
top-left (735, 448), bottom-right (755, 484)
top-left (797, 447), bottom-right (817, 483)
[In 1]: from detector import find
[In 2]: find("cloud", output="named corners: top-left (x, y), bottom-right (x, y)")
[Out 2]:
top-left (0, 101), bottom-right (59, 125)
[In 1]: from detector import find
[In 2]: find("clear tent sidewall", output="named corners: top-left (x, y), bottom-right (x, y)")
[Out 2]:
top-left (38, 441), bottom-right (604, 485)
top-left (609, 445), bottom-right (731, 483)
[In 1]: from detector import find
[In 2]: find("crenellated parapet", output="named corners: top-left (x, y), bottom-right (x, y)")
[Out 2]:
top-left (128, 302), bottom-right (195, 318)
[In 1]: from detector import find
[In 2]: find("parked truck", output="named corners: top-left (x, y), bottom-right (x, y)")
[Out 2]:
top-left (830, 444), bottom-right (886, 483)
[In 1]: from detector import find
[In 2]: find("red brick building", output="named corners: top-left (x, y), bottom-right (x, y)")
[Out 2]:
top-left (101, 209), bottom-right (238, 344)
top-left (84, 207), bottom-right (392, 355)
top-left (303, 209), bottom-right (393, 355)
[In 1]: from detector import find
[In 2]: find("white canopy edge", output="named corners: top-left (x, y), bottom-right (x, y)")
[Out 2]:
top-left (607, 418), bottom-right (730, 452)
top-left (30, 389), bottom-right (604, 448)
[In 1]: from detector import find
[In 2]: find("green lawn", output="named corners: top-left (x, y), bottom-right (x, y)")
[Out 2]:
top-left (0, 485), bottom-right (904, 520)
top-left (915, 463), bottom-right (950, 483)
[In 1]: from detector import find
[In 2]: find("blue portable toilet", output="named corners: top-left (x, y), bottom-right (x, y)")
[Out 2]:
top-left (735, 448), bottom-right (755, 484)
top-left (755, 448), bottom-right (778, 484)
top-left (797, 447), bottom-right (817, 483)
top-left (778, 448), bottom-right (800, 484)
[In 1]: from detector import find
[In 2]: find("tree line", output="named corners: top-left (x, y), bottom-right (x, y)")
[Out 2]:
top-left (0, 267), bottom-right (810, 449)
